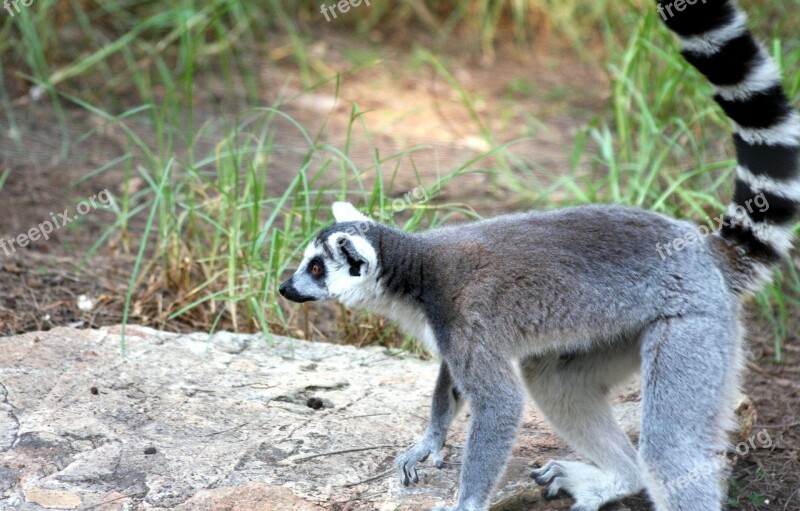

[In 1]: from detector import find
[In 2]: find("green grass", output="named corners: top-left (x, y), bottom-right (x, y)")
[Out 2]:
top-left (728, 469), bottom-right (770, 508)
top-left (1, 1), bottom-right (798, 355)
top-left (74, 92), bottom-right (481, 344)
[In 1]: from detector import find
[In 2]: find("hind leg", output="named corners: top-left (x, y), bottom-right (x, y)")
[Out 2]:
top-left (638, 313), bottom-right (742, 511)
top-left (525, 340), bottom-right (643, 511)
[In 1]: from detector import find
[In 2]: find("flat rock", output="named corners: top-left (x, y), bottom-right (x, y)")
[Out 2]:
top-left (0, 326), bottom-right (642, 510)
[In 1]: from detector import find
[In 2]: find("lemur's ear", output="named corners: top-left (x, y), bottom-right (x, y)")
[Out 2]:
top-left (338, 236), bottom-right (368, 277)
top-left (332, 202), bottom-right (372, 223)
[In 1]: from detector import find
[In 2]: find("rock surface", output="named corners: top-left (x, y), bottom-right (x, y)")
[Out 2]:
top-left (0, 326), bottom-right (643, 510)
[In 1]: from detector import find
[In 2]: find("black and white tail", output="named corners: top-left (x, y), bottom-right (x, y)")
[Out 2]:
top-left (657, 0), bottom-right (799, 293)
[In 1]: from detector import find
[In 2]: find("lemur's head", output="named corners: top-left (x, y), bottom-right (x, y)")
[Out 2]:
top-left (279, 202), bottom-right (380, 306)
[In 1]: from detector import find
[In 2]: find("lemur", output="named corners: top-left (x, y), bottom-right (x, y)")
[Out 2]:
top-left (279, 1), bottom-right (799, 510)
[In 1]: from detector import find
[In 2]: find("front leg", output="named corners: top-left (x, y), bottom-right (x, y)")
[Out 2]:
top-left (437, 349), bottom-right (525, 511)
top-left (396, 361), bottom-right (463, 485)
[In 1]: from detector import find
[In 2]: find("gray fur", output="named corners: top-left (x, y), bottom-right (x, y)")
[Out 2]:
top-left (280, 205), bottom-right (746, 511)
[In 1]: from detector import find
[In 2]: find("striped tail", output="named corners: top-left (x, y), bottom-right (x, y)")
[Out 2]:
top-left (657, 0), bottom-right (800, 293)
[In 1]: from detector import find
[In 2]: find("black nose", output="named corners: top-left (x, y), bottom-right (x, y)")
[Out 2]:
top-left (278, 278), bottom-right (314, 303)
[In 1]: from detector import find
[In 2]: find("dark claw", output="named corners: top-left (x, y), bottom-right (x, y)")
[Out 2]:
top-left (544, 488), bottom-right (567, 501)
top-left (412, 467), bottom-right (419, 484)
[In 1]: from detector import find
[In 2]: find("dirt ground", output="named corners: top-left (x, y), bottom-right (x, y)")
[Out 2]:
top-left (0, 27), bottom-right (798, 510)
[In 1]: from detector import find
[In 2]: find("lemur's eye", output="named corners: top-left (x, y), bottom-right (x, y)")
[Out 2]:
top-left (310, 262), bottom-right (322, 277)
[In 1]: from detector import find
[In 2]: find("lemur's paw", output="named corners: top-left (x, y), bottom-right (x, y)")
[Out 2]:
top-left (395, 436), bottom-right (445, 486)
top-left (531, 460), bottom-right (637, 511)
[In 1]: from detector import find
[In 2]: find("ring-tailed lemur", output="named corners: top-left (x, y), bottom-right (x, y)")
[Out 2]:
top-left (279, 1), bottom-right (798, 509)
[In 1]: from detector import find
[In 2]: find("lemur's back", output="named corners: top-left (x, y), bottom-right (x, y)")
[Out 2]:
top-left (417, 205), bottom-right (732, 353)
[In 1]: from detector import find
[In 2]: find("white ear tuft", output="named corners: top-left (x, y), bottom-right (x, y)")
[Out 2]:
top-left (332, 202), bottom-right (373, 223)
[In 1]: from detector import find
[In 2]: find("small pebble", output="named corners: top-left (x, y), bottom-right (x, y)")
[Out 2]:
top-left (306, 397), bottom-right (324, 410)
top-left (90, 387), bottom-right (99, 395)
top-left (144, 446), bottom-right (157, 455)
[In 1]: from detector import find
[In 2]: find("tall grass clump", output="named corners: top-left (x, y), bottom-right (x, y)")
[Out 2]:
top-left (77, 93), bottom-right (484, 346)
